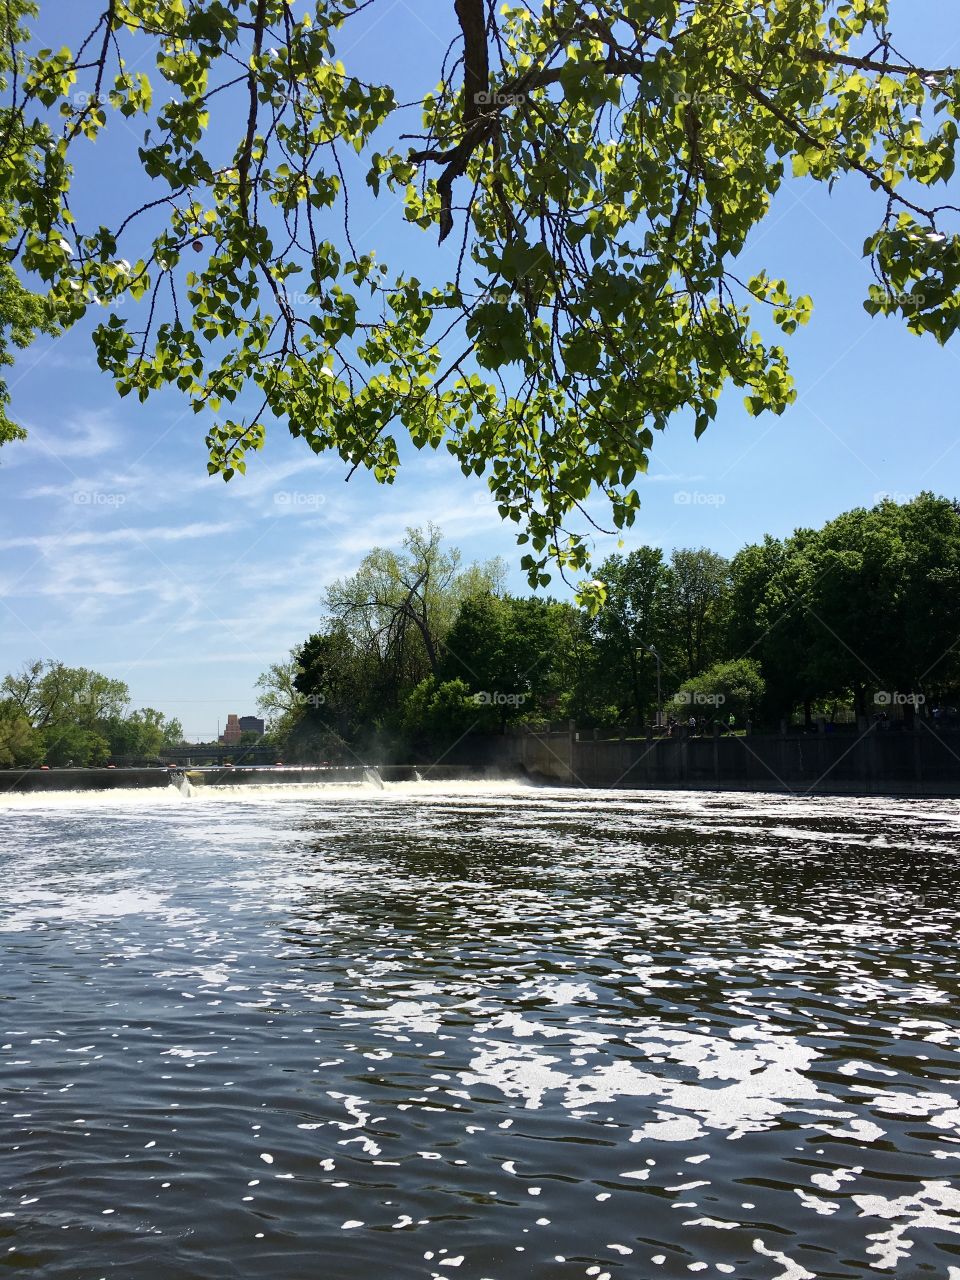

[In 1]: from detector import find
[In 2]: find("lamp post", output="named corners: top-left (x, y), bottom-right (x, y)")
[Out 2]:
top-left (637, 644), bottom-right (663, 729)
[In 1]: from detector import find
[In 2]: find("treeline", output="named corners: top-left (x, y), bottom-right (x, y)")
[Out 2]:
top-left (257, 495), bottom-right (960, 761)
top-left (0, 660), bottom-right (183, 768)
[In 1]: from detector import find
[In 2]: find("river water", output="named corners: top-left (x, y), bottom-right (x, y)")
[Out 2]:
top-left (1, 782), bottom-right (959, 1279)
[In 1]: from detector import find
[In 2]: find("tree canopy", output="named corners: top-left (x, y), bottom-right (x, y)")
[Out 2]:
top-left (0, 659), bottom-right (183, 765)
top-left (259, 496), bottom-right (960, 761)
top-left (1, 2), bottom-right (959, 589)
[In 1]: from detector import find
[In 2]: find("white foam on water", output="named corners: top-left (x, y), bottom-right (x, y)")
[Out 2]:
top-left (0, 777), bottom-right (536, 810)
top-left (0, 887), bottom-right (175, 933)
top-left (3, 781), bottom-right (960, 1272)
top-left (854, 1182), bottom-right (960, 1270)
top-left (752, 1239), bottom-right (816, 1279)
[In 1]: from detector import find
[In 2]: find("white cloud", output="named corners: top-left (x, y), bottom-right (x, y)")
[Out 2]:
top-left (0, 521), bottom-right (237, 552)
top-left (15, 409), bottom-right (121, 464)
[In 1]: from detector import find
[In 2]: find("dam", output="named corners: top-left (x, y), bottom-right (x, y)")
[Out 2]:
top-left (0, 763), bottom-right (487, 794)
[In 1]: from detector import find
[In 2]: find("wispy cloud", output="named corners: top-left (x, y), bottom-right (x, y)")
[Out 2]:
top-left (0, 521), bottom-right (237, 551)
top-left (14, 409), bottom-right (121, 465)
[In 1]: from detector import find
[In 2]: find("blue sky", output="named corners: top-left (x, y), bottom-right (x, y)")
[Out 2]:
top-left (1, 1), bottom-right (959, 740)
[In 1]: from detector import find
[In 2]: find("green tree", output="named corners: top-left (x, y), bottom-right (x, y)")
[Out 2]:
top-left (293, 625), bottom-right (378, 745)
top-left (0, 1), bottom-right (59, 446)
top-left (585, 548), bottom-right (675, 724)
top-left (0, 701), bottom-right (40, 766)
top-left (674, 658), bottom-right (765, 726)
top-left (2, 3), bottom-right (958, 586)
top-left (0, 660), bottom-right (190, 762)
top-left (668, 548), bottom-right (731, 680)
top-left (255, 651), bottom-right (304, 738)
top-left (104, 707), bottom-right (183, 757)
top-left (324, 525), bottom-right (504, 705)
top-left (893, 494), bottom-right (960, 704)
top-left (802, 494), bottom-right (960, 716)
top-left (442, 592), bottom-right (579, 728)
top-left (729, 533), bottom-right (821, 724)
top-left (42, 723), bottom-right (110, 767)
top-left (728, 496), bottom-right (960, 724)
top-left (2, 661), bottom-right (129, 732)
top-left (399, 677), bottom-right (483, 751)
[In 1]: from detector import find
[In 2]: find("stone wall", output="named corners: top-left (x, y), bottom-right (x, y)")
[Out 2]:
top-left (490, 724), bottom-right (960, 796)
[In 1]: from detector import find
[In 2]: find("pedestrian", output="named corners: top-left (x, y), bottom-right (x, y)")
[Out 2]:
top-left (728, 711), bottom-right (736, 734)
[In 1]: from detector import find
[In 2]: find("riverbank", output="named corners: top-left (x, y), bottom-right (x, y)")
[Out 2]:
top-left (4, 727), bottom-right (959, 798)
top-left (0, 763), bottom-right (510, 794)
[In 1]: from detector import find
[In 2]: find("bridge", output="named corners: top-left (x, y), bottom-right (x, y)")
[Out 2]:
top-left (112, 744), bottom-right (292, 768)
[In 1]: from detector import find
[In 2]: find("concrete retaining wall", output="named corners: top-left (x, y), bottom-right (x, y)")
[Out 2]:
top-left (188, 766), bottom-right (370, 787)
top-left (0, 768), bottom-right (174, 793)
top-left (502, 725), bottom-right (960, 796)
top-left (0, 762), bottom-right (518, 794)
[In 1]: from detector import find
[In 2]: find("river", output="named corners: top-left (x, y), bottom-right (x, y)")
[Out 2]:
top-left (1, 781), bottom-right (959, 1278)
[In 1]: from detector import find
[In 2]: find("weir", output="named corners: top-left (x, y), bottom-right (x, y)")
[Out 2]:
top-left (171, 770), bottom-right (197, 798)
top-left (0, 767), bottom-right (174, 793)
top-left (0, 763), bottom-right (493, 795)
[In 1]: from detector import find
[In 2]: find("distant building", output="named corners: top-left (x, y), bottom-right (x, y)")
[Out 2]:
top-left (219, 713), bottom-right (242, 746)
top-left (219, 714), bottom-right (265, 745)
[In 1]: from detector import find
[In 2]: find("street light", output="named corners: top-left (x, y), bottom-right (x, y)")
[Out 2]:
top-left (637, 644), bottom-right (662, 729)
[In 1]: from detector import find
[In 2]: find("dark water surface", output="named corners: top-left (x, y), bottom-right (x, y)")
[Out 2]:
top-left (1, 782), bottom-right (960, 1279)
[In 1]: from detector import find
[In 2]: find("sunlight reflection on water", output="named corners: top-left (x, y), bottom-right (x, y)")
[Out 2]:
top-left (1, 783), bottom-right (959, 1278)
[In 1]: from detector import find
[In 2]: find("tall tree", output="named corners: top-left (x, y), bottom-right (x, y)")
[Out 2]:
top-left (255, 653), bottom-right (302, 730)
top-left (292, 625), bottom-right (379, 744)
top-left (325, 524), bottom-right (504, 696)
top-left (442, 593), bottom-right (580, 727)
top-left (2, 660), bottom-right (129, 730)
top-left (103, 707), bottom-right (184, 757)
top-left (802, 495), bottom-right (960, 715)
top-left (729, 534), bottom-right (820, 723)
top-left (1, 3), bottom-right (958, 586)
top-left (0, 701), bottom-right (40, 766)
top-left (587, 548), bottom-right (675, 723)
top-left (668, 548), bottom-right (731, 680)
